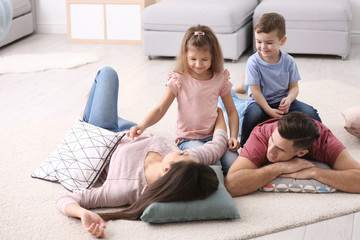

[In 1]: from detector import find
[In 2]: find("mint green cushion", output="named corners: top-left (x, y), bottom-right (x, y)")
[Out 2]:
top-left (140, 165), bottom-right (240, 223)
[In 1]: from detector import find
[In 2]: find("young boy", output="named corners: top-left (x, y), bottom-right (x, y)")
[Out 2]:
top-left (240, 12), bottom-right (321, 147)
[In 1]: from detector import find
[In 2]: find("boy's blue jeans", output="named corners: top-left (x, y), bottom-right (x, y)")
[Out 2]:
top-left (240, 99), bottom-right (322, 147)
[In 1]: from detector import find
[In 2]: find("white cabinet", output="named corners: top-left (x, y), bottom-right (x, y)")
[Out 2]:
top-left (66, 0), bottom-right (156, 44)
top-left (70, 4), bottom-right (105, 40)
top-left (106, 4), bottom-right (141, 40)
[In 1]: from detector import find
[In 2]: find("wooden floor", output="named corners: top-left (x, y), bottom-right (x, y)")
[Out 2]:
top-left (1, 33), bottom-right (360, 240)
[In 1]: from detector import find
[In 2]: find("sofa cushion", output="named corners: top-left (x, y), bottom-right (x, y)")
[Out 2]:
top-left (142, 0), bottom-right (259, 34)
top-left (341, 106), bottom-right (360, 138)
top-left (254, 0), bottom-right (352, 32)
top-left (11, 0), bottom-right (32, 18)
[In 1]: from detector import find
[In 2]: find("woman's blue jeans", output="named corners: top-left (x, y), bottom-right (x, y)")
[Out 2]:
top-left (82, 66), bottom-right (136, 131)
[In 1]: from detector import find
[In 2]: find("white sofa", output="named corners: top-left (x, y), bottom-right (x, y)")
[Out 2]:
top-left (142, 0), bottom-right (352, 60)
top-left (253, 0), bottom-right (352, 59)
top-left (142, 0), bottom-right (259, 62)
top-left (0, 0), bottom-right (36, 48)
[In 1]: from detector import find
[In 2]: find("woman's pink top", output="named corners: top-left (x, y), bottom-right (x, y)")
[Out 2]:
top-left (56, 129), bottom-right (228, 215)
top-left (167, 70), bottom-right (232, 143)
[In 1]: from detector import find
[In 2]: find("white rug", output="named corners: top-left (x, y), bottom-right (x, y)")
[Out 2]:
top-left (1, 79), bottom-right (360, 240)
top-left (0, 52), bottom-right (99, 74)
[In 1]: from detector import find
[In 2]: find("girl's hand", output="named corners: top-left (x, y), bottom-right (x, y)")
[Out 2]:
top-left (278, 97), bottom-right (290, 114)
top-left (81, 210), bottom-right (107, 238)
top-left (127, 126), bottom-right (144, 139)
top-left (228, 138), bottom-right (240, 152)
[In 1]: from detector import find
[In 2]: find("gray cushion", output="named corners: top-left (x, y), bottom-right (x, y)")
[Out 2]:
top-left (254, 0), bottom-right (352, 32)
top-left (140, 165), bottom-right (240, 223)
top-left (142, 0), bottom-right (259, 34)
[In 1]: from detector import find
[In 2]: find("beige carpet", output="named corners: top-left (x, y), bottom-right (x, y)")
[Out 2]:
top-left (0, 52), bottom-right (99, 74)
top-left (1, 78), bottom-right (360, 240)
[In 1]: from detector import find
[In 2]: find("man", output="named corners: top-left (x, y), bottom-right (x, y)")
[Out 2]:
top-left (225, 112), bottom-right (360, 196)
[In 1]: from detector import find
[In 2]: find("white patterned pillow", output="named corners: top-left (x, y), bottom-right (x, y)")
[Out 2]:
top-left (259, 161), bottom-right (337, 193)
top-left (31, 120), bottom-right (123, 192)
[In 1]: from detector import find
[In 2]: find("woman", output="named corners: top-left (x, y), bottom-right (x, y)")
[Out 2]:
top-left (56, 66), bottom-right (229, 238)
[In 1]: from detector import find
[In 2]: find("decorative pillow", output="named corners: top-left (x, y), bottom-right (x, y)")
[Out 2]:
top-left (31, 120), bottom-right (123, 192)
top-left (140, 165), bottom-right (240, 223)
top-left (341, 106), bottom-right (360, 138)
top-left (259, 161), bottom-right (337, 193)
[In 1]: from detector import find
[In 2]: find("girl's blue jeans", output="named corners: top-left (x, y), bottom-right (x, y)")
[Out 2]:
top-left (178, 137), bottom-right (238, 176)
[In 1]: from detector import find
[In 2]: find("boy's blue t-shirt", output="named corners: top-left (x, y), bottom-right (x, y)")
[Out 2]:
top-left (245, 49), bottom-right (301, 107)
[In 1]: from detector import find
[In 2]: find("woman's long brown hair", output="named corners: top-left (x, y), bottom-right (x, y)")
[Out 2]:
top-left (98, 161), bottom-right (219, 221)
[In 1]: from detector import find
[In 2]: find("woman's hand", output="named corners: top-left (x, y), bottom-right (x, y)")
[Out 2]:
top-left (81, 210), bottom-right (107, 238)
top-left (127, 125), bottom-right (145, 139)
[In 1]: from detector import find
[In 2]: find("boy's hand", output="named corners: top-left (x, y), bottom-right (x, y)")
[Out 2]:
top-left (126, 125), bottom-right (145, 139)
top-left (228, 138), bottom-right (240, 152)
top-left (267, 108), bottom-right (284, 118)
top-left (278, 97), bottom-right (291, 114)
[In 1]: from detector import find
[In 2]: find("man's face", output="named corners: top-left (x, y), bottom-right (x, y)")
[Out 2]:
top-left (266, 128), bottom-right (298, 162)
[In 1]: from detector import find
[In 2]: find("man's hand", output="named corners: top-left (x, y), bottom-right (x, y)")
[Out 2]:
top-left (278, 158), bottom-right (316, 175)
top-left (280, 167), bottom-right (316, 179)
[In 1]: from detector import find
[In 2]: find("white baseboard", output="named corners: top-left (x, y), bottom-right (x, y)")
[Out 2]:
top-left (351, 31), bottom-right (360, 44)
top-left (35, 24), bottom-right (67, 34)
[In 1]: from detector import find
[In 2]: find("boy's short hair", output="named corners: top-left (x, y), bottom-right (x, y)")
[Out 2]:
top-left (254, 12), bottom-right (286, 39)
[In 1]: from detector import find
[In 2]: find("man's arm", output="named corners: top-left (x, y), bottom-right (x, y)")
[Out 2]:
top-left (225, 156), bottom-right (315, 196)
top-left (281, 149), bottom-right (360, 193)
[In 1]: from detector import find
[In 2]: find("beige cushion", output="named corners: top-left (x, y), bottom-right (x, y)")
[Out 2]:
top-left (341, 106), bottom-right (360, 138)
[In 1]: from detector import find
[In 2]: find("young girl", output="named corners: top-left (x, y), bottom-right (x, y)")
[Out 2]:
top-left (127, 25), bottom-right (240, 174)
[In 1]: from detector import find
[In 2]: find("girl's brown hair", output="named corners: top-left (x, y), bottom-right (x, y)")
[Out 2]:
top-left (174, 24), bottom-right (224, 74)
top-left (98, 161), bottom-right (219, 221)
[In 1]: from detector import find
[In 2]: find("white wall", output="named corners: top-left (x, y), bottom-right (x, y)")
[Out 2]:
top-left (35, 0), bottom-right (67, 34)
top-left (34, 0), bottom-right (360, 43)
